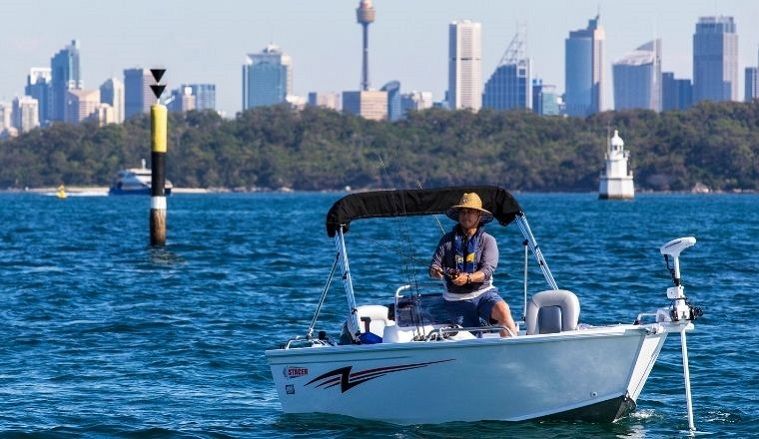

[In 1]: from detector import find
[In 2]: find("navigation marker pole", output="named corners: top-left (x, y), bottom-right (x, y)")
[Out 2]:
top-left (149, 68), bottom-right (168, 246)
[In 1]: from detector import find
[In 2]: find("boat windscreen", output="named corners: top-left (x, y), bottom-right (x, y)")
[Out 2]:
top-left (391, 293), bottom-right (453, 327)
top-left (326, 185), bottom-right (522, 236)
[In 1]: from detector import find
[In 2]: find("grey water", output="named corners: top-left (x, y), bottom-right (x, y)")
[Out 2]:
top-left (0, 192), bottom-right (756, 438)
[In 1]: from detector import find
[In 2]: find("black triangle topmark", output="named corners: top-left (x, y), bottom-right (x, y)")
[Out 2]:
top-left (150, 68), bottom-right (166, 83)
top-left (150, 84), bottom-right (166, 99)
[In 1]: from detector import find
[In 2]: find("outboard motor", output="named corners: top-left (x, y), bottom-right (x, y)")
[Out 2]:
top-left (657, 237), bottom-right (703, 323)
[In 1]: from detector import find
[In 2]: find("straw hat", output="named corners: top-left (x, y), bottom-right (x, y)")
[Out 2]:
top-left (446, 192), bottom-right (493, 223)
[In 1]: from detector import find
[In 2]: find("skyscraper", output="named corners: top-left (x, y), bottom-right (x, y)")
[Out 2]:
top-left (168, 86), bottom-right (196, 113)
top-left (381, 81), bottom-right (402, 121)
top-left (12, 96), bottom-right (40, 133)
top-left (50, 40), bottom-right (82, 122)
top-left (746, 68), bottom-right (758, 101)
top-left (448, 20), bottom-right (483, 111)
top-left (308, 92), bottom-right (342, 111)
top-left (400, 91), bottom-right (433, 116)
top-left (100, 77), bottom-right (125, 123)
top-left (746, 48), bottom-right (758, 102)
top-left (532, 79), bottom-right (559, 116)
top-left (342, 90), bottom-right (387, 120)
top-left (0, 102), bottom-right (12, 131)
top-left (662, 72), bottom-right (693, 111)
top-left (356, 0), bottom-right (376, 91)
top-left (565, 15), bottom-right (604, 117)
top-left (483, 31), bottom-right (532, 111)
top-left (187, 84), bottom-right (216, 110)
top-left (90, 104), bottom-right (116, 126)
top-left (123, 68), bottom-right (154, 119)
top-left (242, 44), bottom-right (293, 109)
top-left (25, 68), bottom-right (51, 125)
top-left (612, 40), bottom-right (662, 111)
top-left (693, 16), bottom-right (738, 102)
top-left (65, 89), bottom-right (100, 124)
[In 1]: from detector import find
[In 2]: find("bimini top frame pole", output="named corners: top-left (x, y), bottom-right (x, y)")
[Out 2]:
top-left (515, 213), bottom-right (559, 291)
top-left (335, 226), bottom-right (360, 341)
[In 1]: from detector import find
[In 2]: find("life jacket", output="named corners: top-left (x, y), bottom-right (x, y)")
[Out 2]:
top-left (451, 224), bottom-right (483, 274)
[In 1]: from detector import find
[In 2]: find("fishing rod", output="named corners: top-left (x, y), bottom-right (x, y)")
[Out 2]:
top-left (376, 154), bottom-right (437, 336)
top-left (416, 179), bottom-right (446, 236)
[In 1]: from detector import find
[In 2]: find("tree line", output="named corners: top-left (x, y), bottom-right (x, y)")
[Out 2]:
top-left (1, 101), bottom-right (757, 191)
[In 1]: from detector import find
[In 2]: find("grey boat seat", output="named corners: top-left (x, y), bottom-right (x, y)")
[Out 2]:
top-left (525, 289), bottom-right (580, 335)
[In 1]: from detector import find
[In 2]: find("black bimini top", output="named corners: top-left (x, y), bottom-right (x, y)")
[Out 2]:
top-left (326, 186), bottom-right (523, 237)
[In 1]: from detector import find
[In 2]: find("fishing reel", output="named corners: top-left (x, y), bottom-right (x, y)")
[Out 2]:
top-left (657, 237), bottom-right (703, 323)
top-left (443, 267), bottom-right (462, 279)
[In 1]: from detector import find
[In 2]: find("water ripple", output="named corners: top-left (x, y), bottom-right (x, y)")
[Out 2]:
top-left (0, 193), bottom-right (757, 437)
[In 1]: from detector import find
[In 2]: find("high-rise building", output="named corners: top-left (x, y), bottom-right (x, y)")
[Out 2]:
top-left (65, 89), bottom-right (100, 123)
top-left (100, 77), bottom-right (125, 123)
top-left (532, 79), bottom-right (560, 116)
top-left (693, 16), bottom-right (738, 102)
top-left (187, 84), bottom-right (216, 110)
top-left (483, 32), bottom-right (532, 111)
top-left (746, 68), bottom-right (759, 101)
top-left (285, 95), bottom-right (307, 110)
top-left (612, 40), bottom-right (662, 111)
top-left (242, 44), bottom-right (293, 110)
top-left (308, 92), bottom-right (342, 111)
top-left (400, 91), bottom-right (433, 117)
top-left (12, 96), bottom-right (40, 133)
top-left (662, 72), bottom-right (693, 111)
top-left (123, 68), bottom-right (155, 119)
top-left (50, 40), bottom-right (82, 122)
top-left (0, 102), bottom-right (12, 131)
top-left (448, 20), bottom-right (483, 111)
top-left (168, 86), bottom-right (196, 113)
top-left (342, 90), bottom-right (387, 120)
top-left (25, 68), bottom-right (52, 125)
top-left (565, 15), bottom-right (604, 117)
top-left (89, 103), bottom-right (116, 126)
top-left (356, 0), bottom-right (376, 91)
top-left (381, 81), bottom-right (402, 121)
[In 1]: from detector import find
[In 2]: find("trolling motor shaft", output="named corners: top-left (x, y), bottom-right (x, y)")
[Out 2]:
top-left (658, 236), bottom-right (700, 432)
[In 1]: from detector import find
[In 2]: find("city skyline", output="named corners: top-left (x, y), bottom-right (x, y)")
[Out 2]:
top-left (1, 0), bottom-right (758, 116)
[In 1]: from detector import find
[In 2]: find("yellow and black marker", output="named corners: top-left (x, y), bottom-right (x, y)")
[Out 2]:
top-left (149, 68), bottom-right (168, 246)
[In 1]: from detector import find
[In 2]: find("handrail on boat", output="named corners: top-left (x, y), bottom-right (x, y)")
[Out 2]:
top-left (425, 325), bottom-right (518, 341)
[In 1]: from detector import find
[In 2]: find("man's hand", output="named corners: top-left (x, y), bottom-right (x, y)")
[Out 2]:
top-left (429, 266), bottom-right (445, 279)
top-left (450, 272), bottom-right (468, 286)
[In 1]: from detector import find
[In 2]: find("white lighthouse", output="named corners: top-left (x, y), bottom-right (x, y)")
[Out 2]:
top-left (599, 130), bottom-right (635, 199)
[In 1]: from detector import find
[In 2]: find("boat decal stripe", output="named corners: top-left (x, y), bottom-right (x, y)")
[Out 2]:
top-left (305, 359), bottom-right (453, 393)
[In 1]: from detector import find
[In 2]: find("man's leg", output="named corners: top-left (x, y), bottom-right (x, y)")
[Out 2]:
top-left (444, 299), bottom-right (478, 327)
top-left (490, 301), bottom-right (518, 337)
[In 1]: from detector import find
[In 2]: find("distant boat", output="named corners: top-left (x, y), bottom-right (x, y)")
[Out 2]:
top-left (109, 159), bottom-right (173, 196)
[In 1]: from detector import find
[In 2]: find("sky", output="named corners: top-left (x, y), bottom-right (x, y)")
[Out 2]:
top-left (1, 0), bottom-right (758, 116)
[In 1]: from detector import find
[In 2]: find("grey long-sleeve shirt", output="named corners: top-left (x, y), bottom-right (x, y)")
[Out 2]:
top-left (430, 229), bottom-right (499, 297)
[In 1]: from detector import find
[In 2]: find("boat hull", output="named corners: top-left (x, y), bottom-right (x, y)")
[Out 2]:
top-left (108, 187), bottom-right (172, 196)
top-left (266, 325), bottom-right (667, 424)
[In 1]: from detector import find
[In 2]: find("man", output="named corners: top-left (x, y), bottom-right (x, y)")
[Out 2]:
top-left (429, 192), bottom-right (518, 337)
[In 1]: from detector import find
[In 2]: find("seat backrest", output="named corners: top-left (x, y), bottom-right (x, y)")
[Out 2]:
top-left (356, 305), bottom-right (394, 338)
top-left (525, 289), bottom-right (580, 335)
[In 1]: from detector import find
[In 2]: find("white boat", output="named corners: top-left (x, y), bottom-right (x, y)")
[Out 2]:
top-left (109, 159), bottom-right (173, 196)
top-left (266, 186), bottom-right (702, 428)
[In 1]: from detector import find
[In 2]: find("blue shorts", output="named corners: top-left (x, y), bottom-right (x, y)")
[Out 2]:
top-left (444, 289), bottom-right (505, 328)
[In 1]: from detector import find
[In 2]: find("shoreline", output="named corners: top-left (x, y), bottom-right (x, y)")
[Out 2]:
top-left (1, 186), bottom-right (756, 195)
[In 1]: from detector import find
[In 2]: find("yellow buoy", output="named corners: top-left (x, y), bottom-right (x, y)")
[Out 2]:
top-left (56, 185), bottom-right (68, 199)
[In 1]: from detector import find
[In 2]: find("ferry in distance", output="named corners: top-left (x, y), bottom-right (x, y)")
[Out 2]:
top-left (109, 159), bottom-right (173, 196)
